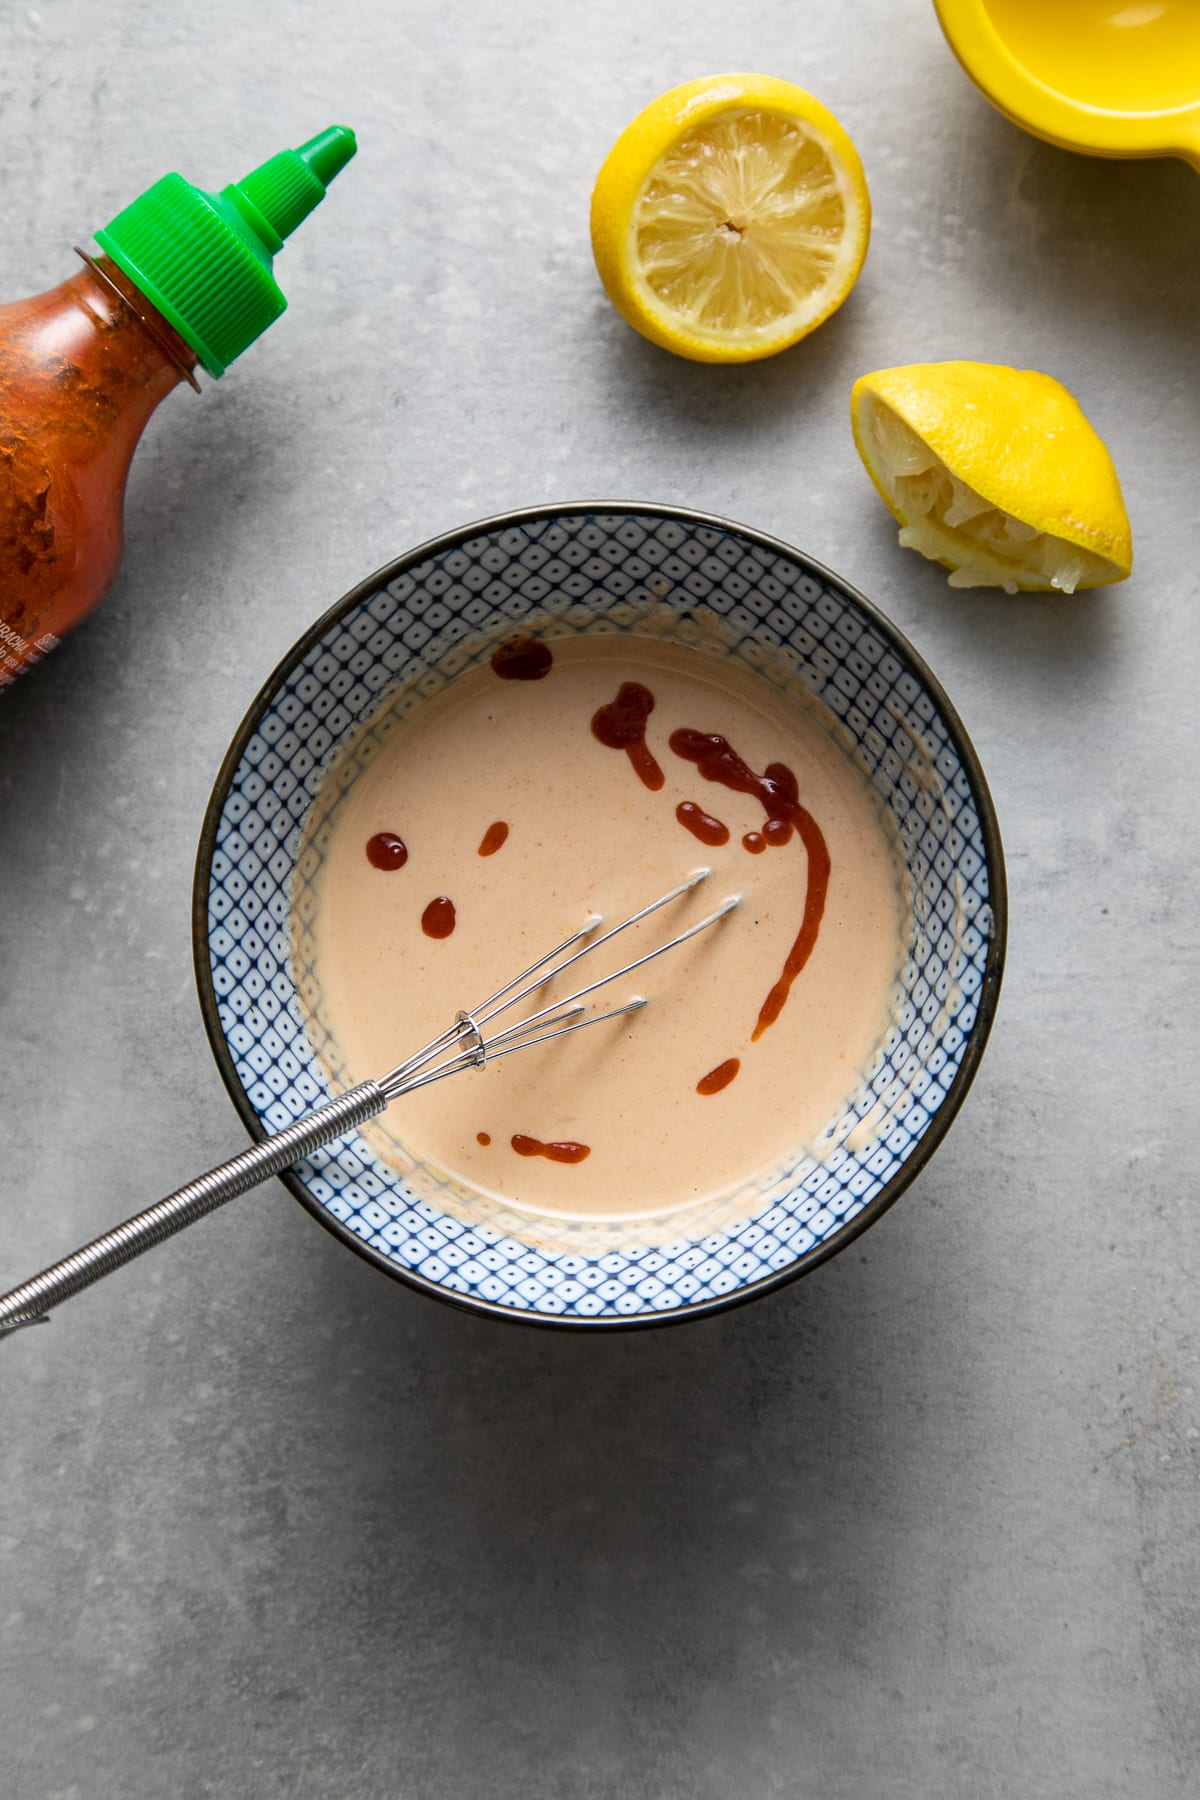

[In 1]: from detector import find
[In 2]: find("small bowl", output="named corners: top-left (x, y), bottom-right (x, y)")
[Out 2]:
top-left (934, 0), bottom-right (1200, 172)
top-left (194, 504), bottom-right (1006, 1328)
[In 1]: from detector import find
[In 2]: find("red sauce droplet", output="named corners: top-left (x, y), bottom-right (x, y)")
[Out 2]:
top-left (669, 728), bottom-right (831, 1040)
top-left (511, 1133), bottom-right (591, 1164)
top-left (490, 636), bottom-right (553, 681)
top-left (696, 1057), bottom-right (741, 1096)
top-left (366, 831), bottom-right (408, 870)
top-left (477, 820), bottom-right (510, 856)
top-left (591, 681), bottom-right (665, 791)
top-left (743, 831), bottom-right (766, 855)
top-left (676, 801), bottom-right (730, 847)
top-left (764, 817), bottom-right (792, 848)
top-left (421, 895), bottom-right (456, 938)
top-left (477, 1131), bottom-right (491, 1147)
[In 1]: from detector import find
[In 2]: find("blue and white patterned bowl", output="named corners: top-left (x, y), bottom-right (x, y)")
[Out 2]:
top-left (194, 504), bottom-right (1006, 1328)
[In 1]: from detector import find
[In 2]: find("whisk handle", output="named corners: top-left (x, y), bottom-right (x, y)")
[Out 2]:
top-left (0, 1081), bottom-right (387, 1338)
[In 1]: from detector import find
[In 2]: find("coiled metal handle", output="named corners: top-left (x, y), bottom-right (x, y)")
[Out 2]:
top-left (0, 1081), bottom-right (386, 1337)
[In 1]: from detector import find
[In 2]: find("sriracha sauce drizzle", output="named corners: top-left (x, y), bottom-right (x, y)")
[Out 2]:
top-left (477, 820), bottom-right (510, 856)
top-left (421, 895), bottom-right (456, 939)
top-left (676, 801), bottom-right (730, 847)
top-left (366, 831), bottom-right (408, 870)
top-left (696, 1057), bottom-right (740, 1096)
top-left (668, 727), bottom-right (831, 1040)
top-left (490, 637), bottom-right (553, 681)
top-left (590, 681), bottom-right (665, 791)
top-left (511, 1134), bottom-right (591, 1164)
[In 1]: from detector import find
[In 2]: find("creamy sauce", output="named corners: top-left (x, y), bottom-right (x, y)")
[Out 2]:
top-left (300, 634), bottom-right (908, 1221)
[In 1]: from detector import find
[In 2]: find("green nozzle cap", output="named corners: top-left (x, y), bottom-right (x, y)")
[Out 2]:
top-left (95, 125), bottom-right (357, 377)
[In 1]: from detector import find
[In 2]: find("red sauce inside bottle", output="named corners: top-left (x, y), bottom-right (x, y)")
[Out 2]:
top-left (365, 831), bottom-right (408, 870)
top-left (676, 801), bottom-right (730, 847)
top-left (0, 254), bottom-right (199, 685)
top-left (490, 637), bottom-right (553, 681)
top-left (421, 895), bottom-right (456, 938)
top-left (511, 1133), bottom-right (591, 1163)
top-left (669, 728), bottom-right (831, 1040)
top-left (477, 820), bottom-right (509, 856)
top-left (591, 681), bottom-right (665, 791)
top-left (696, 1057), bottom-right (740, 1096)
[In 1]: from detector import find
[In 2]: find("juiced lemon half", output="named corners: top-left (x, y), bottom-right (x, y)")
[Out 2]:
top-left (590, 74), bottom-right (871, 363)
top-left (851, 362), bottom-right (1132, 593)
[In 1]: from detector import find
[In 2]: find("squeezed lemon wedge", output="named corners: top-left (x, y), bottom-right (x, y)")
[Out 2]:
top-left (590, 74), bottom-right (871, 363)
top-left (851, 362), bottom-right (1132, 593)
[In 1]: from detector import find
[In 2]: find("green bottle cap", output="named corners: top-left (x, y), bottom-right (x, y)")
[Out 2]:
top-left (94, 125), bottom-right (357, 377)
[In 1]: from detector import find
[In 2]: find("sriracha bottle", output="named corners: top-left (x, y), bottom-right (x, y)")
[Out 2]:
top-left (0, 125), bottom-right (356, 687)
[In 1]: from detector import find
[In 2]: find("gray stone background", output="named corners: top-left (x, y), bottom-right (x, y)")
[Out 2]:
top-left (2, 1), bottom-right (1197, 1795)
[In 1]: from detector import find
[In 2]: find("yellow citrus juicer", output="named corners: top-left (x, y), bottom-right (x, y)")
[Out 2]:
top-left (933, 0), bottom-right (1200, 172)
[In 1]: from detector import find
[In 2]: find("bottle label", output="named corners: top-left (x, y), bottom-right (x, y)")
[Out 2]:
top-left (0, 619), bottom-right (60, 689)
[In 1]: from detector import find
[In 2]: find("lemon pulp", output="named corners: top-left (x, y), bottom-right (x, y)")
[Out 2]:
top-left (633, 111), bottom-right (850, 338)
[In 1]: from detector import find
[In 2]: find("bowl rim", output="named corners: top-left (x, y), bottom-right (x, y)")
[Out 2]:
top-left (192, 500), bottom-right (1008, 1331)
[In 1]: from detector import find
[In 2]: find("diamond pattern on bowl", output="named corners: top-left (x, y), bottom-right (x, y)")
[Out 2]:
top-left (198, 509), bottom-right (1003, 1324)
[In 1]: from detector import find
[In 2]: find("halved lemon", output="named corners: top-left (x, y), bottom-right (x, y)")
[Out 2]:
top-left (590, 74), bottom-right (871, 363)
top-left (851, 362), bottom-right (1132, 593)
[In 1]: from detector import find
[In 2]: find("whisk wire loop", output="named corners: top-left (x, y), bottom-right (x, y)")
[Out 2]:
top-left (473, 866), bottom-right (710, 1033)
top-left (377, 868), bottom-right (731, 1102)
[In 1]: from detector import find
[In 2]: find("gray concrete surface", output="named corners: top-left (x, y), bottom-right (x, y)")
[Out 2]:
top-left (2, 2), bottom-right (1198, 1795)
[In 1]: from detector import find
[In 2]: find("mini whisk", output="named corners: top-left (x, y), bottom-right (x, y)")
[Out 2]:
top-left (0, 870), bottom-right (738, 1337)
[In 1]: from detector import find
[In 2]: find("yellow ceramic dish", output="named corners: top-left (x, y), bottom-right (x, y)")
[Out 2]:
top-left (933, 0), bottom-right (1200, 171)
